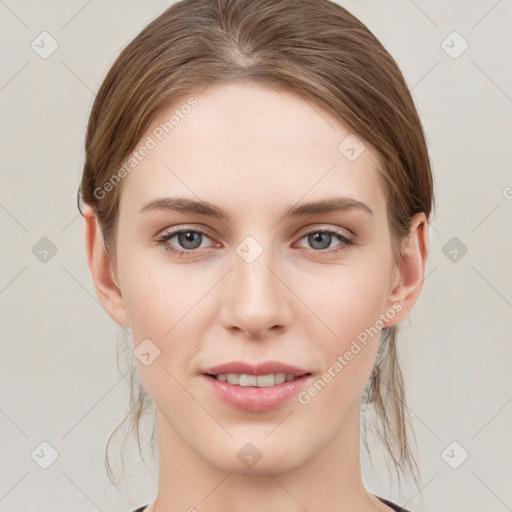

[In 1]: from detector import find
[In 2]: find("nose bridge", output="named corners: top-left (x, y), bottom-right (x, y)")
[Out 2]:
top-left (234, 233), bottom-right (279, 301)
top-left (219, 232), bottom-right (291, 337)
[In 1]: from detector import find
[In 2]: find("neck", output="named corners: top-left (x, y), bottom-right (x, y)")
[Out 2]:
top-left (148, 400), bottom-right (389, 512)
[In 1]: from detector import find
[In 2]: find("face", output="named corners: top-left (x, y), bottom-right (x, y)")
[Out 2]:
top-left (95, 82), bottom-right (416, 475)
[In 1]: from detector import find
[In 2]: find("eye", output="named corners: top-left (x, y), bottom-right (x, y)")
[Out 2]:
top-left (155, 226), bottom-right (355, 258)
top-left (155, 227), bottom-right (215, 258)
top-left (295, 228), bottom-right (355, 254)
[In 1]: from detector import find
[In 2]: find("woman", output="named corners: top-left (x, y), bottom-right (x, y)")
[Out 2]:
top-left (78, 0), bottom-right (434, 510)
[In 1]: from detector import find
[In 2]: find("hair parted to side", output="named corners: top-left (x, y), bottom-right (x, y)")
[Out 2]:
top-left (78, 0), bottom-right (435, 493)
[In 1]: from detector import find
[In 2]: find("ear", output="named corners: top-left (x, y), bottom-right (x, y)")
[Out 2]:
top-left (381, 212), bottom-right (429, 327)
top-left (83, 206), bottom-right (130, 328)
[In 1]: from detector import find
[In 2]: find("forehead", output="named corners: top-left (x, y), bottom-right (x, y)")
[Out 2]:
top-left (118, 81), bottom-right (387, 220)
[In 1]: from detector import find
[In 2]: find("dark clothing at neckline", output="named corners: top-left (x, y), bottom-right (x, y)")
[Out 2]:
top-left (131, 495), bottom-right (412, 512)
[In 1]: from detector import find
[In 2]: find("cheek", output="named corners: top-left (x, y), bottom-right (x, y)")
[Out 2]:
top-left (117, 247), bottom-right (191, 334)
top-left (117, 250), bottom-right (209, 377)
top-left (314, 260), bottom-right (389, 341)
top-left (303, 259), bottom-right (390, 393)
top-left (297, 297), bottom-right (383, 416)
top-left (117, 255), bottom-right (200, 409)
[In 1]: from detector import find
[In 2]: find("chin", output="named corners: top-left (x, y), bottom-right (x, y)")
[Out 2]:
top-left (199, 436), bottom-right (309, 476)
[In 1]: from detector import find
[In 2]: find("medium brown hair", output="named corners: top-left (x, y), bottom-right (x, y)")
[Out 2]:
top-left (78, 0), bottom-right (435, 492)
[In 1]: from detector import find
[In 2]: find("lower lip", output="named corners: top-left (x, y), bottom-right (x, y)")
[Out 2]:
top-left (201, 374), bottom-right (312, 412)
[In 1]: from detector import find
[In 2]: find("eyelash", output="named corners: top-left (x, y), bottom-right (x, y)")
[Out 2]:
top-left (155, 226), bottom-right (355, 258)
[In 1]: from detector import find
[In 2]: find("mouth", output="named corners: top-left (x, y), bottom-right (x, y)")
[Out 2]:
top-left (204, 372), bottom-right (311, 387)
top-left (202, 360), bottom-right (311, 379)
top-left (200, 361), bottom-right (313, 412)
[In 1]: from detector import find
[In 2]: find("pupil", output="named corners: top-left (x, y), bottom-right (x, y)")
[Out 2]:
top-left (310, 232), bottom-right (330, 249)
top-left (180, 231), bottom-right (201, 249)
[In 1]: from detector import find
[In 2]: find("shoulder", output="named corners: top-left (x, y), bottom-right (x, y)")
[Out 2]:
top-left (376, 495), bottom-right (413, 512)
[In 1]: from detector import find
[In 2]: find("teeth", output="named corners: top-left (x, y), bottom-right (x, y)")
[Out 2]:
top-left (214, 372), bottom-right (297, 387)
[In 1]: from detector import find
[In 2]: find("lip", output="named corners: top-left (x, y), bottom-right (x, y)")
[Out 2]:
top-left (201, 360), bottom-right (313, 413)
top-left (202, 360), bottom-right (310, 377)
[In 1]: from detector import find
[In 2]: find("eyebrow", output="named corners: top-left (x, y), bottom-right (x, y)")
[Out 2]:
top-left (139, 196), bottom-right (374, 219)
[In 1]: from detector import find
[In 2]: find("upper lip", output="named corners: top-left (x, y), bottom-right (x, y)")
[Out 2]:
top-left (202, 361), bottom-right (311, 377)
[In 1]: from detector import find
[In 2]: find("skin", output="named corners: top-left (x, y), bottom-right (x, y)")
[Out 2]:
top-left (84, 82), bottom-right (428, 512)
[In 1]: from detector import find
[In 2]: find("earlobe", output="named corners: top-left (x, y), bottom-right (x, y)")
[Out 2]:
top-left (382, 212), bottom-right (429, 327)
top-left (83, 206), bottom-right (130, 328)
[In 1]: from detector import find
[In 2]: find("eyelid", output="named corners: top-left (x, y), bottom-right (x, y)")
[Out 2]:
top-left (157, 224), bottom-right (216, 240)
top-left (295, 224), bottom-right (354, 240)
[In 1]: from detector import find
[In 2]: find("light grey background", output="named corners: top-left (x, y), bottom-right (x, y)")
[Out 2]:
top-left (1, 1), bottom-right (511, 511)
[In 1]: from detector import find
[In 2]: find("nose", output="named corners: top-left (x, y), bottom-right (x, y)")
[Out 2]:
top-left (217, 240), bottom-right (293, 340)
